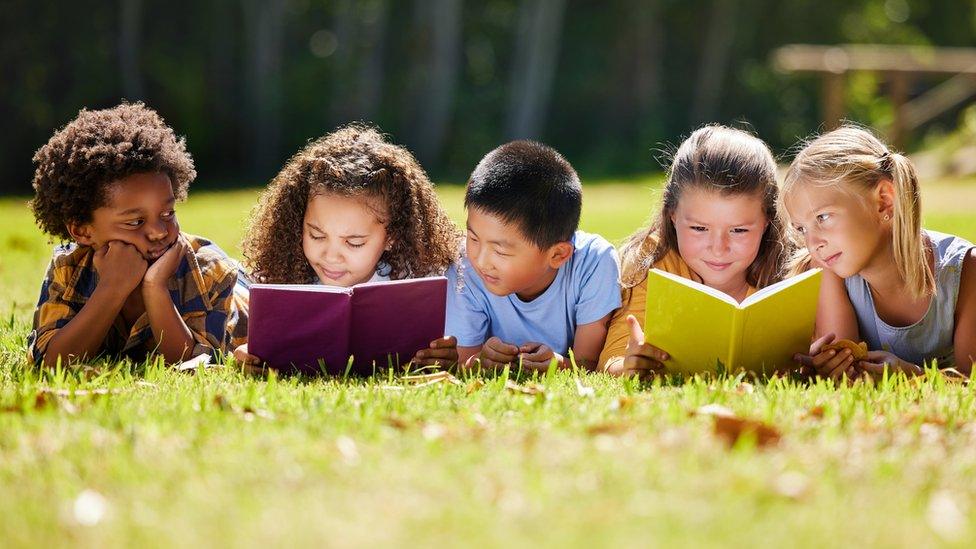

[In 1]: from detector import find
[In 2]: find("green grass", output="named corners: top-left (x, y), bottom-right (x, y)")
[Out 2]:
top-left (2, 176), bottom-right (976, 547)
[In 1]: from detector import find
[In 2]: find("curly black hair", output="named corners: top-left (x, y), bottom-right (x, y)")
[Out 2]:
top-left (242, 124), bottom-right (461, 283)
top-left (30, 102), bottom-right (196, 240)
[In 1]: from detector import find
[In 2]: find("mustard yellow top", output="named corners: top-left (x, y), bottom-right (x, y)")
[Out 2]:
top-left (598, 249), bottom-right (756, 372)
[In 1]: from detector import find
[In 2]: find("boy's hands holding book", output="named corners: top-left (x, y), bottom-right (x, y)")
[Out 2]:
top-left (412, 336), bottom-right (459, 367)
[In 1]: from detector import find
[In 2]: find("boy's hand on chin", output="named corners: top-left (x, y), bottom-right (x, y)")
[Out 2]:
top-left (518, 342), bottom-right (562, 371)
top-left (93, 240), bottom-right (147, 295)
top-left (143, 239), bottom-right (187, 290)
top-left (412, 336), bottom-right (458, 367)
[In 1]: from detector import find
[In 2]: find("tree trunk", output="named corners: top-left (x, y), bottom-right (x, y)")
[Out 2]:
top-left (405, 0), bottom-right (462, 166)
top-left (691, 0), bottom-right (736, 125)
top-left (506, 0), bottom-right (566, 140)
top-left (118, 0), bottom-right (143, 100)
top-left (242, 0), bottom-right (285, 177)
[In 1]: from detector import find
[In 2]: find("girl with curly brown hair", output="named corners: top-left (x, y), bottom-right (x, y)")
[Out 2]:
top-left (233, 124), bottom-right (462, 368)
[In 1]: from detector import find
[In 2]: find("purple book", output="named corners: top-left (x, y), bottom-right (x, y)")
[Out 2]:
top-left (247, 276), bottom-right (447, 375)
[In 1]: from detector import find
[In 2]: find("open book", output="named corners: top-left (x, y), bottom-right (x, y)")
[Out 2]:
top-left (643, 268), bottom-right (821, 375)
top-left (247, 276), bottom-right (447, 375)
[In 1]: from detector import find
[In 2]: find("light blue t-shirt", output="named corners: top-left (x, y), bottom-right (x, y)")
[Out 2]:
top-left (446, 230), bottom-right (622, 353)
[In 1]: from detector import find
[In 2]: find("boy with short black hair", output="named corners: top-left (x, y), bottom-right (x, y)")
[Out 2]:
top-left (447, 140), bottom-right (621, 370)
top-left (27, 102), bottom-right (248, 367)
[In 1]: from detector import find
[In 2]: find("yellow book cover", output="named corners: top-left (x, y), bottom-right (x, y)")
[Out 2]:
top-left (643, 268), bottom-right (822, 375)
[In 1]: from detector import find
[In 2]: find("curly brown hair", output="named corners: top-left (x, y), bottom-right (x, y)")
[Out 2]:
top-left (242, 124), bottom-right (461, 283)
top-left (30, 102), bottom-right (196, 240)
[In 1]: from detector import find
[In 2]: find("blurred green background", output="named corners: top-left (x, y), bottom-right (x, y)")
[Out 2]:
top-left (3, 0), bottom-right (976, 194)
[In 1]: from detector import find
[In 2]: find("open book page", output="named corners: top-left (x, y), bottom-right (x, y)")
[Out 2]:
top-left (348, 276), bottom-right (448, 372)
top-left (739, 268), bottom-right (821, 308)
top-left (643, 269), bottom-right (736, 374)
top-left (734, 269), bottom-right (821, 373)
top-left (247, 285), bottom-right (352, 373)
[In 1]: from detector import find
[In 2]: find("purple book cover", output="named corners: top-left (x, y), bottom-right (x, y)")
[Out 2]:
top-left (247, 277), bottom-right (447, 375)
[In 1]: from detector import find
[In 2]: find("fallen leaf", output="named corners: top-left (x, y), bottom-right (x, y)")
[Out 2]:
top-left (735, 382), bottom-right (755, 395)
top-left (713, 415), bottom-right (781, 448)
top-left (466, 379), bottom-right (485, 394)
top-left (611, 395), bottom-right (634, 411)
top-left (694, 403), bottom-right (735, 418)
top-left (586, 422), bottom-right (630, 436)
top-left (575, 378), bottom-right (595, 398)
top-left (241, 406), bottom-right (275, 420)
top-left (804, 405), bottom-right (826, 420)
top-left (772, 472), bottom-right (811, 500)
top-left (385, 416), bottom-right (410, 430)
top-left (39, 387), bottom-right (123, 398)
top-left (213, 394), bottom-right (234, 412)
top-left (402, 371), bottom-right (462, 387)
top-left (505, 379), bottom-right (545, 395)
top-left (941, 368), bottom-right (970, 385)
top-left (176, 353), bottom-right (217, 372)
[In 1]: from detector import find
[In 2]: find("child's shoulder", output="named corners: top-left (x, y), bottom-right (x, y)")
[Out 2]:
top-left (46, 242), bottom-right (91, 271)
top-left (182, 233), bottom-right (240, 278)
top-left (572, 230), bottom-right (616, 257)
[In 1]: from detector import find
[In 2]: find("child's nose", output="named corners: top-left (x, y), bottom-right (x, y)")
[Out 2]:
top-left (146, 220), bottom-right (168, 241)
top-left (710, 232), bottom-right (730, 254)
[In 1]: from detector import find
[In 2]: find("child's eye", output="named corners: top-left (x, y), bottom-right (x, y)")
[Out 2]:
top-left (162, 210), bottom-right (176, 219)
top-left (690, 225), bottom-right (707, 232)
top-left (347, 241), bottom-right (365, 248)
top-left (816, 213), bottom-right (831, 223)
top-left (793, 225), bottom-right (806, 235)
top-left (309, 233), bottom-right (325, 240)
top-left (731, 228), bottom-right (749, 234)
top-left (124, 219), bottom-right (143, 228)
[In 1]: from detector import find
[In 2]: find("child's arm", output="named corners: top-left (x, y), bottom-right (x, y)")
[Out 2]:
top-left (142, 240), bottom-right (196, 363)
top-left (814, 270), bottom-right (860, 340)
top-left (952, 248), bottom-right (976, 375)
top-left (567, 313), bottom-right (612, 370)
top-left (460, 337), bottom-right (519, 369)
top-left (42, 242), bottom-right (147, 367)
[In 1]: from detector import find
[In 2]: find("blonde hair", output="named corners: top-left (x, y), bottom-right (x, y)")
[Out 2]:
top-left (782, 125), bottom-right (934, 299)
top-left (619, 125), bottom-right (790, 288)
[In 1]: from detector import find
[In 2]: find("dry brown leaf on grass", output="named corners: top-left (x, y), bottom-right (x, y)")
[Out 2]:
top-left (385, 415), bottom-right (411, 430)
top-left (694, 404), bottom-right (781, 448)
top-left (401, 371), bottom-right (462, 387)
top-left (466, 379), bottom-right (485, 394)
top-left (504, 379), bottom-right (545, 395)
top-left (735, 382), bottom-right (755, 395)
top-left (39, 387), bottom-right (124, 397)
top-left (586, 422), bottom-right (630, 436)
top-left (804, 405), bottom-right (826, 420)
top-left (611, 395), bottom-right (634, 411)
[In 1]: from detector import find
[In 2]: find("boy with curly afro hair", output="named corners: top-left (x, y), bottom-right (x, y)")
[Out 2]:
top-left (27, 102), bottom-right (248, 367)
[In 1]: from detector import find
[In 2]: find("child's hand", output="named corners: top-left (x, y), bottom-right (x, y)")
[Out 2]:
top-left (794, 333), bottom-right (857, 382)
top-left (232, 344), bottom-right (268, 375)
top-left (93, 241), bottom-right (147, 295)
top-left (518, 342), bottom-right (563, 371)
top-left (473, 336), bottom-right (519, 369)
top-left (412, 336), bottom-right (458, 367)
top-left (855, 350), bottom-right (922, 379)
top-left (612, 315), bottom-right (668, 377)
top-left (143, 238), bottom-right (188, 290)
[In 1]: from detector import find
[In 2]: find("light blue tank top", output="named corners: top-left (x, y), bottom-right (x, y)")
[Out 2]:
top-left (844, 230), bottom-right (973, 367)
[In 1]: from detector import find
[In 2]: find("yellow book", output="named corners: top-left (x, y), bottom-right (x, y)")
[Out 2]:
top-left (643, 268), bottom-right (822, 375)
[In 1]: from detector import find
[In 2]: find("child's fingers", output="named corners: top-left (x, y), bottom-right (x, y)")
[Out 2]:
top-left (826, 354), bottom-right (854, 382)
top-left (430, 336), bottom-right (457, 349)
top-left (626, 315), bottom-right (644, 346)
top-left (809, 332), bottom-right (836, 355)
top-left (519, 346), bottom-right (552, 363)
top-left (811, 349), bottom-right (839, 368)
top-left (630, 342), bottom-right (668, 363)
top-left (857, 361), bottom-right (888, 377)
top-left (793, 353), bottom-right (815, 368)
top-left (481, 346), bottom-right (516, 366)
top-left (623, 354), bottom-right (664, 372)
top-left (485, 337), bottom-right (519, 356)
top-left (520, 358), bottom-right (553, 371)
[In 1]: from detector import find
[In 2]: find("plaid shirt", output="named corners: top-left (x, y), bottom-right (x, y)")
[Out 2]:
top-left (27, 233), bottom-right (249, 365)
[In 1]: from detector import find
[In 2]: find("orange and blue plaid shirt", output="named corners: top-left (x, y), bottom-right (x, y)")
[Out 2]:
top-left (27, 233), bottom-right (249, 365)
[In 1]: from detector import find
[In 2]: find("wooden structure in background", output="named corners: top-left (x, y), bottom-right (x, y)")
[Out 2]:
top-left (772, 45), bottom-right (976, 148)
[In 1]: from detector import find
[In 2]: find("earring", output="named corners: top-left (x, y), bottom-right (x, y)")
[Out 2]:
top-left (883, 214), bottom-right (890, 221)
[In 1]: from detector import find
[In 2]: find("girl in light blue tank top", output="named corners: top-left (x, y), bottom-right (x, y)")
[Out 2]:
top-left (844, 231), bottom-right (972, 368)
top-left (783, 125), bottom-right (976, 379)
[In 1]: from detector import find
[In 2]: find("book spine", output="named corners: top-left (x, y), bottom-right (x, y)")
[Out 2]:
top-left (726, 309), bottom-right (745, 372)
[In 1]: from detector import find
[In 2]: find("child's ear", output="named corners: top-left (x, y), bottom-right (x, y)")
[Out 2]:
top-left (66, 222), bottom-right (95, 246)
top-left (546, 242), bottom-right (574, 269)
top-left (875, 178), bottom-right (896, 219)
